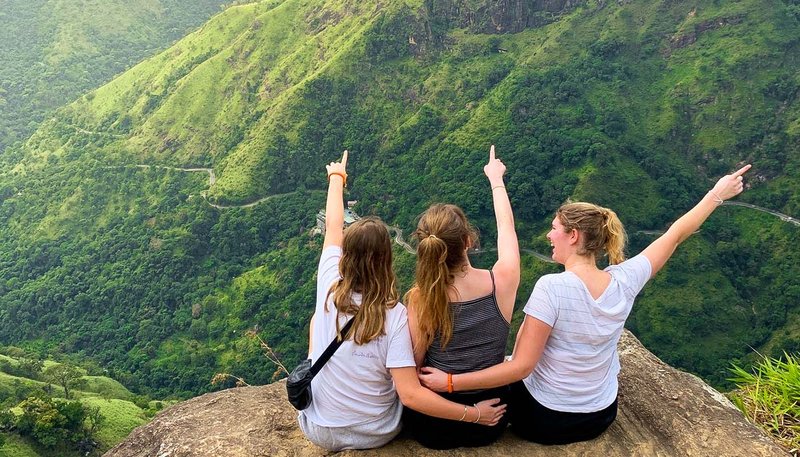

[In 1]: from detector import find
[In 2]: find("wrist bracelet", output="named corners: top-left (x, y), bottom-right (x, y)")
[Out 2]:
top-left (472, 404), bottom-right (481, 423)
top-left (707, 190), bottom-right (723, 205)
top-left (328, 172), bottom-right (347, 187)
top-left (458, 404), bottom-right (467, 422)
top-left (447, 373), bottom-right (453, 393)
top-left (491, 185), bottom-right (505, 191)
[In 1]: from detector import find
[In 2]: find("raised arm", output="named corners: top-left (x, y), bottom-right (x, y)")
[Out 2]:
top-left (322, 150), bottom-right (348, 249)
top-left (641, 164), bottom-right (751, 277)
top-left (391, 366), bottom-right (505, 426)
top-left (485, 145), bottom-right (520, 321)
top-left (419, 314), bottom-right (552, 392)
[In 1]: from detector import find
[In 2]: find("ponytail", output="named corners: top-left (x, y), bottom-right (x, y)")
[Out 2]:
top-left (602, 208), bottom-right (626, 265)
top-left (408, 235), bottom-right (453, 350)
top-left (405, 204), bottom-right (477, 353)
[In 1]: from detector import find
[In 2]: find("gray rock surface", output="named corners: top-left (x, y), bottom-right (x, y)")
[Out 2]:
top-left (105, 331), bottom-right (787, 456)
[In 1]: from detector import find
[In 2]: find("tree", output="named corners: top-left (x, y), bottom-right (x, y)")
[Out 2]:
top-left (43, 364), bottom-right (82, 399)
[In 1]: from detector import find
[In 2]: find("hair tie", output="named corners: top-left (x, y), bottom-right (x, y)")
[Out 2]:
top-left (601, 209), bottom-right (611, 228)
top-left (428, 234), bottom-right (439, 240)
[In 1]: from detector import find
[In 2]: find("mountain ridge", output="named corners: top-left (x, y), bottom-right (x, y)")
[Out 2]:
top-left (0, 0), bottom-right (798, 398)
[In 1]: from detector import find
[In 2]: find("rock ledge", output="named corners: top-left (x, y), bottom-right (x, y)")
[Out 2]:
top-left (106, 331), bottom-right (786, 457)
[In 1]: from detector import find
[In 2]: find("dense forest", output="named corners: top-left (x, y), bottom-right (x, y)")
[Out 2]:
top-left (0, 0), bottom-right (798, 405)
top-left (0, 0), bottom-right (224, 152)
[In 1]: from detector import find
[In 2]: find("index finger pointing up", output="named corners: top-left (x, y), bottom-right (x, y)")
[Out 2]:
top-left (342, 149), bottom-right (348, 167)
top-left (490, 144), bottom-right (495, 161)
top-left (732, 163), bottom-right (751, 177)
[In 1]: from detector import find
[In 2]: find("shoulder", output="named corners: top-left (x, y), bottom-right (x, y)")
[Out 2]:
top-left (534, 272), bottom-right (572, 290)
top-left (318, 246), bottom-right (342, 282)
top-left (605, 254), bottom-right (652, 295)
top-left (605, 254), bottom-right (651, 279)
top-left (386, 301), bottom-right (409, 321)
top-left (320, 245), bottom-right (342, 263)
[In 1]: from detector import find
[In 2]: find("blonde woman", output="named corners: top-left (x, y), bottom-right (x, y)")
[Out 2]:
top-left (419, 164), bottom-right (751, 444)
top-left (298, 150), bottom-right (505, 451)
top-left (403, 146), bottom-right (520, 449)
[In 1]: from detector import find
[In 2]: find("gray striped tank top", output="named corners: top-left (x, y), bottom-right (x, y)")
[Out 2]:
top-left (424, 271), bottom-right (510, 374)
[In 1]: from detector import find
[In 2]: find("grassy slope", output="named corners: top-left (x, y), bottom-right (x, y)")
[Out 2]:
top-left (0, 355), bottom-right (150, 455)
top-left (0, 0), bottom-right (798, 398)
top-left (0, 0), bottom-right (223, 151)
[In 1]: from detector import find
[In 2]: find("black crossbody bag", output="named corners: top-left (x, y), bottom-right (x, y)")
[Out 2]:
top-left (287, 317), bottom-right (354, 411)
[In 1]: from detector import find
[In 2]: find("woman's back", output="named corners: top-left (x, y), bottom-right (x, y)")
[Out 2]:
top-left (425, 269), bottom-right (509, 374)
top-left (306, 247), bottom-right (415, 427)
top-left (523, 254), bottom-right (651, 412)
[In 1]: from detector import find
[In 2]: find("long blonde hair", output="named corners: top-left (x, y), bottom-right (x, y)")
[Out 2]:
top-left (405, 204), bottom-right (478, 352)
top-left (326, 217), bottom-right (399, 345)
top-left (556, 201), bottom-right (626, 265)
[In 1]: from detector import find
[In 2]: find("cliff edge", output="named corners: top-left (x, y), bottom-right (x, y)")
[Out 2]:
top-left (105, 331), bottom-right (786, 456)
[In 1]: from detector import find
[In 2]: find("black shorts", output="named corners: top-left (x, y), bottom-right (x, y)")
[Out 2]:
top-left (402, 385), bottom-right (510, 450)
top-left (508, 380), bottom-right (618, 445)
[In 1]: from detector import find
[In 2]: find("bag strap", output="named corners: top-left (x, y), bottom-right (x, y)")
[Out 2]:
top-left (309, 317), bottom-right (355, 376)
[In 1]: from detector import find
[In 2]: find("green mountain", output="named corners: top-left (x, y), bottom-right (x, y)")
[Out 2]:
top-left (0, 0), bottom-right (224, 152)
top-left (0, 0), bottom-right (799, 398)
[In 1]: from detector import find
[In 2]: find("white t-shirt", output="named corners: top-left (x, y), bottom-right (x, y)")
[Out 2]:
top-left (523, 254), bottom-right (652, 413)
top-left (304, 246), bottom-right (416, 427)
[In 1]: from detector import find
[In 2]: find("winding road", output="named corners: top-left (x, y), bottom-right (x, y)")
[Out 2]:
top-left (722, 201), bottom-right (800, 226)
top-left (110, 164), bottom-right (799, 261)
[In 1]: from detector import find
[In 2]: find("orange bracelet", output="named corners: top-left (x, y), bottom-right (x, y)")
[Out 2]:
top-left (327, 172), bottom-right (347, 187)
top-left (447, 373), bottom-right (453, 393)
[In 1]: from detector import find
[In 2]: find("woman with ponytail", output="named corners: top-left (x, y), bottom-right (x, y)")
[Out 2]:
top-left (299, 150), bottom-right (505, 452)
top-left (403, 146), bottom-right (520, 449)
top-left (419, 164), bottom-right (752, 445)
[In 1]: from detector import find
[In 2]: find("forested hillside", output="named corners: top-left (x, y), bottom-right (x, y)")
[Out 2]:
top-left (0, 0), bottom-right (798, 400)
top-left (0, 347), bottom-right (162, 455)
top-left (0, 0), bottom-right (225, 152)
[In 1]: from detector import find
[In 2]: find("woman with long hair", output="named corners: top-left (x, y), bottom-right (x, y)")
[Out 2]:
top-left (419, 164), bottom-right (751, 445)
top-left (298, 150), bottom-right (506, 451)
top-left (403, 146), bottom-right (520, 449)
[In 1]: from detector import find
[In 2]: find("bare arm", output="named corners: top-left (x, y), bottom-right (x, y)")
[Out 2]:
top-left (308, 315), bottom-right (315, 357)
top-left (642, 164), bottom-right (750, 277)
top-left (322, 150), bottom-right (348, 249)
top-left (391, 366), bottom-right (505, 426)
top-left (419, 315), bottom-right (552, 392)
top-left (406, 302), bottom-right (427, 367)
top-left (485, 145), bottom-right (520, 322)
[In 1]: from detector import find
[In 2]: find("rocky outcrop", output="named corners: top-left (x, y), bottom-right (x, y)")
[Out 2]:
top-left (424, 0), bottom-right (586, 35)
top-left (105, 331), bottom-right (787, 457)
top-left (665, 14), bottom-right (745, 55)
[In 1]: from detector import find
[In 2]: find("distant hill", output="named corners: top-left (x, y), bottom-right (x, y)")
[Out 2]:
top-left (0, 0), bottom-right (798, 399)
top-left (0, 349), bottom-right (163, 456)
top-left (0, 0), bottom-right (224, 151)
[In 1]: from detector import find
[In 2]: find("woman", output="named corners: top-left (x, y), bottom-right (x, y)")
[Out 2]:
top-left (403, 145), bottom-right (520, 449)
top-left (298, 150), bottom-right (506, 451)
top-left (419, 164), bottom-right (751, 445)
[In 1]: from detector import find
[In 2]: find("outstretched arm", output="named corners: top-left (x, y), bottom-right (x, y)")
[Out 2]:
top-left (419, 315), bottom-right (552, 392)
top-left (322, 150), bottom-right (348, 249)
top-left (485, 145), bottom-right (520, 322)
top-left (642, 164), bottom-right (751, 277)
